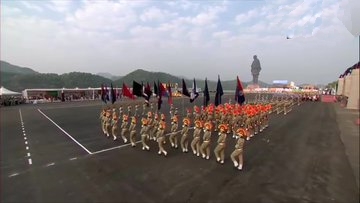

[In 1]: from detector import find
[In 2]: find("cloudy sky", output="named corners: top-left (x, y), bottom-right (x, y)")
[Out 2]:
top-left (1, 0), bottom-right (359, 85)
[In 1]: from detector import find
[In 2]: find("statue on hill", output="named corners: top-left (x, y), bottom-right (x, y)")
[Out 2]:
top-left (251, 55), bottom-right (261, 85)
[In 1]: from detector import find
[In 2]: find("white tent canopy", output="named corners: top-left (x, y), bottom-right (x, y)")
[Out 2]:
top-left (0, 86), bottom-right (22, 96)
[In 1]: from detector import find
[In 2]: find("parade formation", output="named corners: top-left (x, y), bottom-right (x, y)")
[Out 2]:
top-left (99, 92), bottom-right (308, 171)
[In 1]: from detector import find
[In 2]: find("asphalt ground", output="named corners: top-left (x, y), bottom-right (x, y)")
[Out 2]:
top-left (1, 94), bottom-right (359, 203)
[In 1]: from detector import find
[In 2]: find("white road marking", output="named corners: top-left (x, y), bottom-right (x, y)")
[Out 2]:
top-left (45, 162), bottom-right (55, 167)
top-left (27, 153), bottom-right (31, 157)
top-left (37, 109), bottom-right (92, 154)
top-left (90, 129), bottom-right (189, 155)
top-left (28, 159), bottom-right (32, 165)
top-left (9, 173), bottom-right (19, 178)
top-left (25, 141), bottom-right (28, 145)
top-left (69, 157), bottom-right (77, 161)
top-left (26, 146), bottom-right (29, 150)
top-left (24, 137), bottom-right (27, 140)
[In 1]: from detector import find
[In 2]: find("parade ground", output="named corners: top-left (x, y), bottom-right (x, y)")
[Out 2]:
top-left (1, 94), bottom-right (359, 203)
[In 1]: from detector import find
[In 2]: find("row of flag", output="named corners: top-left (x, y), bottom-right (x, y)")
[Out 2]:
top-left (100, 75), bottom-right (246, 110)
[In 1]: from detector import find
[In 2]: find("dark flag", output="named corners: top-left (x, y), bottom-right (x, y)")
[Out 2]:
top-left (182, 79), bottom-right (191, 97)
top-left (122, 82), bottom-right (135, 99)
top-left (154, 81), bottom-right (159, 97)
top-left (214, 75), bottom-right (223, 106)
top-left (167, 83), bottom-right (173, 105)
top-left (104, 84), bottom-right (110, 102)
top-left (190, 78), bottom-right (199, 103)
top-left (203, 78), bottom-right (210, 107)
top-left (157, 80), bottom-right (163, 110)
top-left (144, 82), bottom-right (152, 103)
top-left (235, 76), bottom-right (245, 105)
top-left (132, 80), bottom-right (143, 97)
top-left (61, 89), bottom-right (65, 102)
top-left (109, 83), bottom-right (116, 104)
top-left (101, 84), bottom-right (107, 103)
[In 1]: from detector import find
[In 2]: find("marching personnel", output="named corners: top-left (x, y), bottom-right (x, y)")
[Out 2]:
top-left (127, 105), bottom-right (132, 116)
top-left (99, 108), bottom-right (107, 135)
top-left (111, 112), bottom-right (119, 141)
top-left (156, 114), bottom-right (167, 156)
top-left (142, 102), bottom-right (147, 116)
top-left (214, 124), bottom-right (228, 164)
top-left (140, 117), bottom-right (150, 151)
top-left (230, 128), bottom-right (247, 170)
top-left (134, 104), bottom-right (139, 118)
top-left (120, 114), bottom-right (129, 143)
top-left (169, 113), bottom-right (179, 148)
top-left (104, 109), bottom-right (112, 138)
top-left (150, 102), bottom-right (154, 113)
top-left (147, 112), bottom-right (154, 141)
top-left (169, 104), bottom-right (175, 118)
top-left (200, 121), bottom-right (212, 160)
top-left (118, 105), bottom-right (124, 118)
top-left (151, 113), bottom-right (159, 141)
top-left (186, 108), bottom-right (192, 119)
top-left (129, 116), bottom-right (137, 147)
top-left (191, 119), bottom-right (202, 156)
top-left (180, 117), bottom-right (191, 153)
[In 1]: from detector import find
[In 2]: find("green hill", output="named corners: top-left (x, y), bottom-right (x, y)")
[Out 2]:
top-left (0, 61), bottom-right (38, 75)
top-left (0, 61), bottom-right (270, 92)
top-left (114, 69), bottom-right (270, 91)
top-left (0, 61), bottom-right (113, 92)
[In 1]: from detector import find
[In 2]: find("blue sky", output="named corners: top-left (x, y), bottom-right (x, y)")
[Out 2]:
top-left (1, 0), bottom-right (359, 85)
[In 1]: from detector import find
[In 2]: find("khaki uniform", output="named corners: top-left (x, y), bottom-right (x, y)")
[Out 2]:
top-left (214, 124), bottom-right (227, 164)
top-left (99, 110), bottom-right (106, 135)
top-left (140, 118), bottom-right (150, 151)
top-left (120, 115), bottom-right (129, 143)
top-left (156, 120), bottom-right (167, 156)
top-left (129, 117), bottom-right (137, 147)
top-left (151, 115), bottom-right (159, 141)
top-left (104, 111), bottom-right (112, 138)
top-left (191, 121), bottom-right (202, 156)
top-left (111, 115), bottom-right (119, 141)
top-left (169, 116), bottom-right (179, 148)
top-left (200, 127), bottom-right (212, 159)
top-left (230, 137), bottom-right (245, 170)
top-left (180, 118), bottom-right (191, 153)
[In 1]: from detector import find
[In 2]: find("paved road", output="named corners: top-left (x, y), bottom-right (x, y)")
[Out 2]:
top-left (1, 97), bottom-right (359, 203)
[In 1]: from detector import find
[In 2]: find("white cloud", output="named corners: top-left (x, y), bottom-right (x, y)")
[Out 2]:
top-left (65, 1), bottom-right (138, 33)
top-left (1, 5), bottom-right (22, 17)
top-left (235, 9), bottom-right (258, 24)
top-left (21, 1), bottom-right (43, 12)
top-left (1, 0), bottom-right (358, 85)
top-left (140, 7), bottom-right (176, 22)
top-left (48, 0), bottom-right (72, 13)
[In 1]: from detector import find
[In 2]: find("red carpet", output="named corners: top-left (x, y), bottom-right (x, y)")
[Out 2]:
top-left (321, 95), bottom-right (336, 103)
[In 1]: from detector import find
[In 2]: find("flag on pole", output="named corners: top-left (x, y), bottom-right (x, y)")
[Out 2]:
top-left (154, 81), bottom-right (159, 97)
top-left (101, 84), bottom-right (107, 103)
top-left (235, 76), bottom-right (245, 105)
top-left (132, 80), bottom-right (143, 97)
top-left (144, 82), bottom-right (152, 103)
top-left (122, 82), bottom-right (135, 99)
top-left (203, 78), bottom-right (210, 107)
top-left (104, 84), bottom-right (110, 102)
top-left (157, 80), bottom-right (163, 110)
top-left (190, 78), bottom-right (199, 103)
top-left (182, 79), bottom-right (191, 97)
top-left (109, 83), bottom-right (116, 104)
top-left (214, 75), bottom-right (223, 106)
top-left (167, 83), bottom-right (173, 105)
